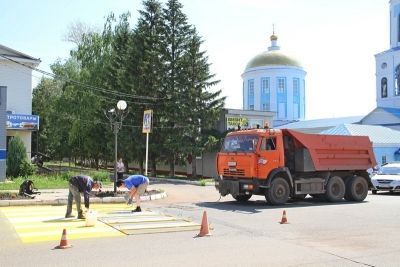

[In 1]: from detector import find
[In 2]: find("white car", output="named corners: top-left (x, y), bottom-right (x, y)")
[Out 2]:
top-left (371, 162), bottom-right (400, 194)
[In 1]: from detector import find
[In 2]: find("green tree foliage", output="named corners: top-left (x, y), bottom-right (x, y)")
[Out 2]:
top-left (7, 137), bottom-right (35, 178)
top-left (32, 0), bottom-right (225, 176)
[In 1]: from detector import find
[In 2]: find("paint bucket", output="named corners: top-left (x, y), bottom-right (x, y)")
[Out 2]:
top-left (85, 210), bottom-right (97, 227)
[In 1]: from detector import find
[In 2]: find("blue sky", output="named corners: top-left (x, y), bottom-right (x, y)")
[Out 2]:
top-left (1, 0), bottom-right (388, 119)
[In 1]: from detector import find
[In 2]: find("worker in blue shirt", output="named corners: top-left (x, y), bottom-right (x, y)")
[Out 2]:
top-left (116, 174), bottom-right (149, 212)
top-left (65, 175), bottom-right (102, 219)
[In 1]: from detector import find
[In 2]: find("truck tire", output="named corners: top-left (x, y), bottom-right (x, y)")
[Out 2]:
top-left (265, 177), bottom-right (290, 205)
top-left (325, 176), bottom-right (345, 202)
top-left (344, 176), bottom-right (368, 202)
top-left (233, 194), bottom-right (252, 202)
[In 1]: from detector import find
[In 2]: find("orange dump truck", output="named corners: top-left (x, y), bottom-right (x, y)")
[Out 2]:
top-left (215, 128), bottom-right (377, 205)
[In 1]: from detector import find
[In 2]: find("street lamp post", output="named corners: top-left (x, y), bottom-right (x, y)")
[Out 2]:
top-left (105, 100), bottom-right (128, 194)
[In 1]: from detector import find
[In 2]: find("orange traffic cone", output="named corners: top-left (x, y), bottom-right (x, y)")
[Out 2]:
top-left (197, 211), bottom-right (211, 237)
top-left (54, 229), bottom-right (72, 249)
top-left (279, 210), bottom-right (289, 224)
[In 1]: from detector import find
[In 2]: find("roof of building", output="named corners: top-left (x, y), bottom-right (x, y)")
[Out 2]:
top-left (360, 107), bottom-right (400, 126)
top-left (321, 124), bottom-right (400, 145)
top-left (381, 107), bottom-right (400, 118)
top-left (246, 50), bottom-right (302, 69)
top-left (0, 44), bottom-right (41, 65)
top-left (276, 116), bottom-right (363, 130)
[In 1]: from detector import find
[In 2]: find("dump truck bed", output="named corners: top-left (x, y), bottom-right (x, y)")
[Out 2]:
top-left (283, 129), bottom-right (377, 171)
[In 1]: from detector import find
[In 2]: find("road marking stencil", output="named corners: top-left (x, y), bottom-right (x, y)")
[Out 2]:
top-left (99, 210), bottom-right (200, 235)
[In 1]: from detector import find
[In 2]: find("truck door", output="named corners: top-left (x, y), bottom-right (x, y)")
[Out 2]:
top-left (257, 137), bottom-right (280, 179)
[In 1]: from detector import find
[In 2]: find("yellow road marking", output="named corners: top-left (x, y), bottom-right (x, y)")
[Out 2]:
top-left (0, 204), bottom-right (126, 243)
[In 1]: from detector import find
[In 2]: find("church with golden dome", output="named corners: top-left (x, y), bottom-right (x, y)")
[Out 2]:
top-left (242, 31), bottom-right (306, 123)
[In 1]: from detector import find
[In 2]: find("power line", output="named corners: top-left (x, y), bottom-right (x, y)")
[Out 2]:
top-left (0, 54), bottom-right (164, 101)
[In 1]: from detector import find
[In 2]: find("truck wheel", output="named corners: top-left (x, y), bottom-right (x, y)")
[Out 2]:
top-left (344, 176), bottom-right (368, 202)
top-left (325, 176), bottom-right (345, 202)
top-left (265, 177), bottom-right (290, 205)
top-left (233, 194), bottom-right (252, 202)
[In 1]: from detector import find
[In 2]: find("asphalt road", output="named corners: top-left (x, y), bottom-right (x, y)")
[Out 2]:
top-left (1, 181), bottom-right (400, 267)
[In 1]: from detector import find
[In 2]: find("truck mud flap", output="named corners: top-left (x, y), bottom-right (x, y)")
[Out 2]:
top-left (216, 179), bottom-right (240, 197)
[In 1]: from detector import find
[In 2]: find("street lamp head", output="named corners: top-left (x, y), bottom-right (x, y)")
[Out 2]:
top-left (117, 100), bottom-right (127, 111)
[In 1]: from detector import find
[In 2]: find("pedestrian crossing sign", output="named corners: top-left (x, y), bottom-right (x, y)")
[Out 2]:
top-left (143, 109), bottom-right (153, 133)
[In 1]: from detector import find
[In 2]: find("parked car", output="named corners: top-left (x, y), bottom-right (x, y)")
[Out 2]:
top-left (371, 162), bottom-right (400, 194)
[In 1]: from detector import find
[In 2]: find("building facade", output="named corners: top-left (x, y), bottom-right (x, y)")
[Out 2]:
top-left (375, 0), bottom-right (400, 109)
top-left (0, 44), bottom-right (40, 159)
top-left (242, 33), bottom-right (306, 123)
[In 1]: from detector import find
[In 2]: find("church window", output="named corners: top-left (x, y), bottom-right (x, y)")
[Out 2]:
top-left (261, 78), bottom-right (270, 94)
top-left (248, 79), bottom-right (254, 96)
top-left (248, 79), bottom-right (254, 109)
top-left (262, 103), bottom-right (269, 111)
top-left (293, 78), bottom-right (300, 96)
top-left (277, 78), bottom-right (286, 93)
top-left (398, 14), bottom-right (400, 42)
top-left (381, 77), bottom-right (388, 98)
top-left (395, 65), bottom-right (400, 96)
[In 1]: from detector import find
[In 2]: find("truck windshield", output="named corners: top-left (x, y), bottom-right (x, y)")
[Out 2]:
top-left (221, 135), bottom-right (259, 153)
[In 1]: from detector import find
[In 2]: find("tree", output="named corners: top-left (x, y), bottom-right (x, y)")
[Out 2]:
top-left (160, 0), bottom-right (193, 176)
top-left (132, 0), bottom-right (166, 177)
top-left (7, 136), bottom-right (34, 178)
top-left (181, 28), bottom-right (225, 178)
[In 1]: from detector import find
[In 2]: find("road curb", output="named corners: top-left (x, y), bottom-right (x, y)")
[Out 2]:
top-left (0, 191), bottom-right (167, 207)
top-left (150, 177), bottom-right (215, 186)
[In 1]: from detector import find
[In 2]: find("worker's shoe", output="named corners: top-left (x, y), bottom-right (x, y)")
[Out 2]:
top-left (77, 213), bottom-right (86, 220)
top-left (65, 214), bottom-right (74, 218)
top-left (132, 206), bottom-right (142, 212)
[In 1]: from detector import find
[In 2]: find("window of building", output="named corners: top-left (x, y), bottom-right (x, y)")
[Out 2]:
top-left (293, 78), bottom-right (299, 96)
top-left (398, 14), bottom-right (400, 42)
top-left (248, 79), bottom-right (254, 96)
top-left (382, 155), bottom-right (387, 165)
top-left (381, 77), bottom-right (388, 98)
top-left (277, 78), bottom-right (285, 93)
top-left (247, 79), bottom-right (254, 110)
top-left (262, 103), bottom-right (269, 111)
top-left (261, 78), bottom-right (270, 94)
top-left (396, 65), bottom-right (400, 96)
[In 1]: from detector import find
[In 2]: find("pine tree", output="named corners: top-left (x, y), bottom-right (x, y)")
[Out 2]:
top-left (181, 28), bottom-right (225, 178)
top-left (161, 0), bottom-right (193, 176)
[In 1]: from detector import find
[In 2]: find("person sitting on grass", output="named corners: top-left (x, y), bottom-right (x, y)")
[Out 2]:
top-left (65, 175), bottom-right (102, 219)
top-left (116, 174), bottom-right (149, 212)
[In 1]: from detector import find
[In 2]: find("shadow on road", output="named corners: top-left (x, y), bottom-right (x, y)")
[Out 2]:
top-left (196, 197), bottom-right (367, 214)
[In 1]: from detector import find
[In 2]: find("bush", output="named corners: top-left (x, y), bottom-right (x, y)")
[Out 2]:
top-left (19, 160), bottom-right (37, 177)
top-left (88, 170), bottom-right (110, 182)
top-left (6, 136), bottom-right (32, 178)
